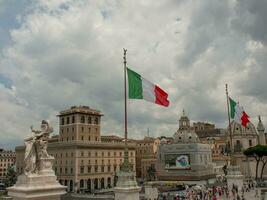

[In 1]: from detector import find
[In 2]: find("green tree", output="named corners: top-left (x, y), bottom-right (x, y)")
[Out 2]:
top-left (243, 145), bottom-right (267, 180)
top-left (3, 165), bottom-right (17, 187)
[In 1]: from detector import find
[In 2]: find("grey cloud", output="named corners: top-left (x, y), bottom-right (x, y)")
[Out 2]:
top-left (0, 0), bottom-right (267, 149)
top-left (232, 0), bottom-right (267, 45)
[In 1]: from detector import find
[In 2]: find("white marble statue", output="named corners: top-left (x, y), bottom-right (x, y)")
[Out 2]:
top-left (24, 120), bottom-right (53, 175)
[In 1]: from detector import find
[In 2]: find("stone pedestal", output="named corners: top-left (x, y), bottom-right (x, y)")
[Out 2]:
top-left (226, 165), bottom-right (244, 192)
top-left (113, 171), bottom-right (141, 200)
top-left (7, 157), bottom-right (66, 200)
top-left (144, 184), bottom-right (159, 200)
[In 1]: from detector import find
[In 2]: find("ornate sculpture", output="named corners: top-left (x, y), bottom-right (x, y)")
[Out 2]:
top-left (24, 120), bottom-right (53, 175)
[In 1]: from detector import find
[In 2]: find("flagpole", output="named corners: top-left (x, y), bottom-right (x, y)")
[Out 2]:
top-left (123, 48), bottom-right (129, 167)
top-left (225, 84), bottom-right (233, 161)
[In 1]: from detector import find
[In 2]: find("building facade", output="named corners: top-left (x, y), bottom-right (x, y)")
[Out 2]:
top-left (15, 106), bottom-right (136, 192)
top-left (0, 149), bottom-right (16, 182)
top-left (135, 137), bottom-right (160, 180)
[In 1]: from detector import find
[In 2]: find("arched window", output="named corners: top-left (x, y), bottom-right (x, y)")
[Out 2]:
top-left (101, 178), bottom-right (105, 189)
top-left (107, 177), bottom-right (111, 188)
top-left (94, 178), bottom-right (98, 190)
top-left (69, 180), bottom-right (73, 192)
top-left (87, 179), bottom-right (91, 190)
top-left (80, 179), bottom-right (84, 189)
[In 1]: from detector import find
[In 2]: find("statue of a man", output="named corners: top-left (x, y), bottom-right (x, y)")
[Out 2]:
top-left (24, 120), bottom-right (53, 175)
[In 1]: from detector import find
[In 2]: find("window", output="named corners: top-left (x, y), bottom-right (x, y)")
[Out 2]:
top-left (72, 136), bottom-right (74, 140)
top-left (95, 166), bottom-right (98, 172)
top-left (72, 127), bottom-right (75, 132)
top-left (88, 136), bottom-right (90, 141)
top-left (108, 152), bottom-right (110, 157)
top-left (67, 128), bottom-right (69, 133)
top-left (88, 128), bottom-right (91, 133)
top-left (70, 168), bottom-right (73, 174)
top-left (81, 136), bottom-right (84, 140)
top-left (88, 116), bottom-right (92, 124)
top-left (61, 118), bottom-right (64, 125)
top-left (67, 117), bottom-right (70, 124)
top-left (102, 152), bottom-right (104, 157)
top-left (72, 116), bottom-right (75, 123)
top-left (113, 165), bottom-right (117, 172)
top-left (88, 152), bottom-right (91, 157)
top-left (95, 117), bottom-right (99, 124)
top-left (101, 166), bottom-right (104, 172)
top-left (81, 152), bottom-right (84, 157)
top-left (81, 127), bottom-right (84, 132)
top-left (95, 152), bottom-right (98, 157)
top-left (65, 168), bottom-right (68, 174)
top-left (88, 166), bottom-right (91, 173)
top-left (80, 166), bottom-right (84, 174)
top-left (95, 137), bottom-right (98, 141)
top-left (249, 140), bottom-right (252, 146)
top-left (81, 116), bottom-right (85, 123)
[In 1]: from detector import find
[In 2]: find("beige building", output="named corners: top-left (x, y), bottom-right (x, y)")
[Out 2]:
top-left (0, 149), bottom-right (16, 181)
top-left (15, 106), bottom-right (136, 192)
top-left (135, 137), bottom-right (160, 180)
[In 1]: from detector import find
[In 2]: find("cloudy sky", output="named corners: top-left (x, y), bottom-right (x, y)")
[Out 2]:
top-left (0, 0), bottom-right (266, 149)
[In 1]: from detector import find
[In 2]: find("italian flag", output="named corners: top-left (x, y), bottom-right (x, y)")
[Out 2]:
top-left (127, 68), bottom-right (169, 107)
top-left (229, 97), bottom-right (250, 127)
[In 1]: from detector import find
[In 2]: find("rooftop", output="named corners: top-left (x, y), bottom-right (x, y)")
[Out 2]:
top-left (58, 105), bottom-right (103, 116)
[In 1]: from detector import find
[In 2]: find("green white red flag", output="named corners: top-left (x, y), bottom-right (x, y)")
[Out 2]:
top-left (127, 67), bottom-right (169, 107)
top-left (229, 97), bottom-right (250, 127)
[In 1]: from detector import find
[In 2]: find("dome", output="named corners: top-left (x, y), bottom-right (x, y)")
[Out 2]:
top-left (173, 130), bottom-right (200, 143)
top-left (228, 121), bottom-right (257, 135)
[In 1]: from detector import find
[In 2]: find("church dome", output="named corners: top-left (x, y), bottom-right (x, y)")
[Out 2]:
top-left (173, 130), bottom-right (200, 143)
top-left (229, 121), bottom-right (257, 135)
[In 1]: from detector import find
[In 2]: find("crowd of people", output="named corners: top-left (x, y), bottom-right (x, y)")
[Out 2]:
top-left (165, 181), bottom-right (257, 200)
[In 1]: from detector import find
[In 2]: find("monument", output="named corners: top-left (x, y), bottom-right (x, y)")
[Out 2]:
top-left (156, 112), bottom-right (215, 183)
top-left (7, 120), bottom-right (66, 200)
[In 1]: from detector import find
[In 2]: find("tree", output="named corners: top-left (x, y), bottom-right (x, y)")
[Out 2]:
top-left (244, 145), bottom-right (267, 181)
top-left (3, 165), bottom-right (17, 187)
